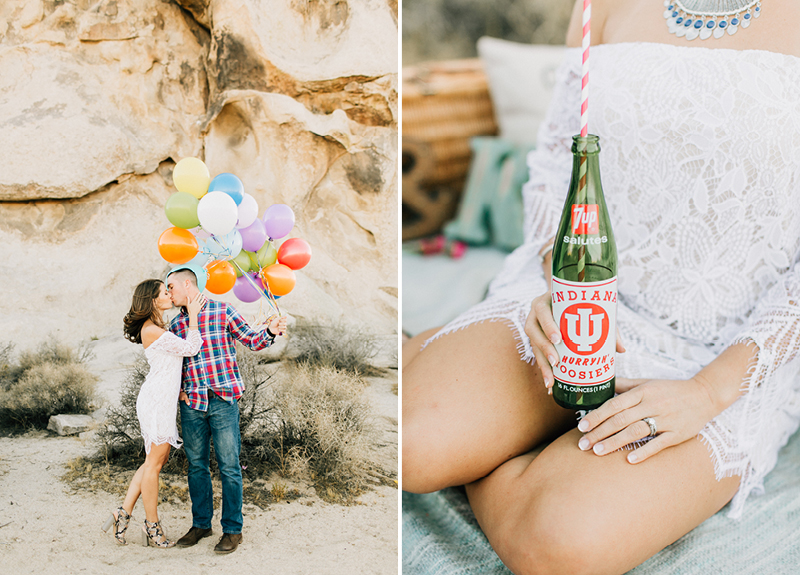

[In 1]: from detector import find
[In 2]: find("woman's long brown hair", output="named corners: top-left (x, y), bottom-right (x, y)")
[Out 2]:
top-left (123, 279), bottom-right (166, 344)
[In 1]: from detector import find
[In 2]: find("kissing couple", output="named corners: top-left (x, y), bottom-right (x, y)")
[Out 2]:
top-left (104, 265), bottom-right (287, 553)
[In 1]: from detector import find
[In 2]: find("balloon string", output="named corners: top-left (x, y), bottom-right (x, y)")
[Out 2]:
top-left (207, 233), bottom-right (233, 259)
top-left (258, 269), bottom-right (282, 315)
top-left (229, 259), bottom-right (280, 315)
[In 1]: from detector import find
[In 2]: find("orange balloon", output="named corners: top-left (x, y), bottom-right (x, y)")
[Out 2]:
top-left (158, 227), bottom-right (199, 264)
top-left (206, 260), bottom-right (236, 294)
top-left (262, 263), bottom-right (296, 296)
top-left (277, 238), bottom-right (312, 270)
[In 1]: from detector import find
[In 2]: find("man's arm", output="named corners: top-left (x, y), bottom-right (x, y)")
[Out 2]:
top-left (226, 304), bottom-right (276, 351)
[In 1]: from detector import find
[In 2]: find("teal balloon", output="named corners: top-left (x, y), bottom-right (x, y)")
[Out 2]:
top-left (165, 192), bottom-right (200, 229)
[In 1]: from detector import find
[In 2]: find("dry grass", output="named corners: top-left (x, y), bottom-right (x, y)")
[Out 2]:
top-left (267, 362), bottom-right (384, 502)
top-left (286, 320), bottom-right (385, 377)
top-left (0, 340), bottom-right (98, 430)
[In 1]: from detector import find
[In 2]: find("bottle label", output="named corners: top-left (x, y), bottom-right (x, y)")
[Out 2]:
top-left (571, 204), bottom-right (599, 234)
top-left (550, 276), bottom-right (617, 387)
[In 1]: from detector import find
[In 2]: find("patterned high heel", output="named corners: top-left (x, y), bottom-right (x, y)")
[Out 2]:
top-left (142, 519), bottom-right (176, 548)
top-left (101, 506), bottom-right (132, 545)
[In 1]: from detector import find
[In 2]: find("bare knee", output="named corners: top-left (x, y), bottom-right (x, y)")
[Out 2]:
top-left (402, 411), bottom-right (454, 494)
top-left (486, 489), bottom-right (617, 575)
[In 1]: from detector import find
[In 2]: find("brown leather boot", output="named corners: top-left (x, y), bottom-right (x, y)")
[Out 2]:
top-left (214, 533), bottom-right (242, 554)
top-left (176, 526), bottom-right (213, 548)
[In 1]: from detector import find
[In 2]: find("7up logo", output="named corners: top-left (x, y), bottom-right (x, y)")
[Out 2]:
top-left (560, 303), bottom-right (609, 355)
top-left (571, 204), bottom-right (599, 234)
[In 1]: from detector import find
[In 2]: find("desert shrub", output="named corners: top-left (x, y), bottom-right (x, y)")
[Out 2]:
top-left (0, 340), bottom-right (98, 429)
top-left (0, 342), bottom-right (14, 388)
top-left (287, 320), bottom-right (384, 377)
top-left (267, 362), bottom-right (379, 501)
top-left (95, 352), bottom-right (154, 469)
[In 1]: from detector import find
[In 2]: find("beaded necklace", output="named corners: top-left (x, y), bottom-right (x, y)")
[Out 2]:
top-left (663, 0), bottom-right (762, 40)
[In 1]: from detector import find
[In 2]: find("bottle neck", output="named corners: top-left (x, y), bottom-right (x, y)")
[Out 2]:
top-left (569, 152), bottom-right (603, 204)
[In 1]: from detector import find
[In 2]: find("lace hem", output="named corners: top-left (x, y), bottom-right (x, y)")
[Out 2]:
top-left (142, 432), bottom-right (182, 454)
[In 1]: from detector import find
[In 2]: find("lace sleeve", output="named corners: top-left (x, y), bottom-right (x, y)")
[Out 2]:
top-left (157, 329), bottom-right (204, 357)
top-left (707, 270), bottom-right (800, 517)
top-left (522, 47), bottom-right (581, 253)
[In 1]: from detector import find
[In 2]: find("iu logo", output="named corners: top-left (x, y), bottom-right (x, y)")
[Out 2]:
top-left (572, 204), bottom-right (599, 234)
top-left (560, 303), bottom-right (609, 355)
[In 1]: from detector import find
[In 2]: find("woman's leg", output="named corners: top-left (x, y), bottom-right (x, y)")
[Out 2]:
top-left (466, 429), bottom-right (740, 575)
top-left (402, 327), bottom-right (440, 369)
top-left (121, 465), bottom-right (146, 514)
top-left (403, 321), bottom-right (576, 494)
top-left (141, 443), bottom-right (172, 522)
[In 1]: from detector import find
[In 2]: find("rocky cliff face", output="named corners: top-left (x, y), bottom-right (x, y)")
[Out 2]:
top-left (0, 0), bottom-right (397, 350)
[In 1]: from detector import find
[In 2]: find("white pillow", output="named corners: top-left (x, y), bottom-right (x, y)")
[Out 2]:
top-left (477, 37), bottom-right (567, 145)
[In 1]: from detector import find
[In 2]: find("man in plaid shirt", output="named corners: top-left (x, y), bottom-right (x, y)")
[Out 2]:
top-left (167, 267), bottom-right (287, 555)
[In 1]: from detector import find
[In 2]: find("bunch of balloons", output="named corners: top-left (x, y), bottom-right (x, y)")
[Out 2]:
top-left (157, 157), bottom-right (312, 308)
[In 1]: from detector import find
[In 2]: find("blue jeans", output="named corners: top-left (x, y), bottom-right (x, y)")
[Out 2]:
top-left (180, 392), bottom-right (243, 534)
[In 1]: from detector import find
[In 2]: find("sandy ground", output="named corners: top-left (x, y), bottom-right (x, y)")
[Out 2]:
top-left (0, 336), bottom-right (399, 574)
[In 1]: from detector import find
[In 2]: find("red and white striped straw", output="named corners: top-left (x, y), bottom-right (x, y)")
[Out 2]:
top-left (580, 0), bottom-right (591, 137)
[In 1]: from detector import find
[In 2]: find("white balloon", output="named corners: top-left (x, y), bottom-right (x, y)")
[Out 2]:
top-left (197, 191), bottom-right (238, 236)
top-left (235, 193), bottom-right (259, 229)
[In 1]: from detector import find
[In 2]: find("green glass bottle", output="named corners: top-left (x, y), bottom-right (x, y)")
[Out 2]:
top-left (551, 134), bottom-right (618, 410)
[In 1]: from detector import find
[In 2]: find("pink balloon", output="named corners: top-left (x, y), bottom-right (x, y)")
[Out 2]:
top-left (232, 273), bottom-right (262, 303)
top-left (239, 218), bottom-right (268, 252)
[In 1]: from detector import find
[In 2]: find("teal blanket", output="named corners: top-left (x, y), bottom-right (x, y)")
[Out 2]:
top-left (402, 429), bottom-right (800, 574)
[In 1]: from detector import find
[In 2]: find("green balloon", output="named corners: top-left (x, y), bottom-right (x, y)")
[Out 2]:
top-left (165, 192), bottom-right (200, 229)
top-left (232, 250), bottom-right (251, 277)
top-left (256, 242), bottom-right (277, 268)
top-left (245, 250), bottom-right (259, 272)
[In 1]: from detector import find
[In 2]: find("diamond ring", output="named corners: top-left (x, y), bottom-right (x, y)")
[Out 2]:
top-left (642, 417), bottom-right (658, 437)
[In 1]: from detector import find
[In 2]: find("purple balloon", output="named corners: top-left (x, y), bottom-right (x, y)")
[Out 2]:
top-left (262, 204), bottom-right (295, 240)
top-left (233, 273), bottom-right (262, 303)
top-left (239, 218), bottom-right (267, 252)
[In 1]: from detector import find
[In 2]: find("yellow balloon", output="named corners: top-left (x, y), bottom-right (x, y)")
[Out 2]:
top-left (173, 157), bottom-right (210, 199)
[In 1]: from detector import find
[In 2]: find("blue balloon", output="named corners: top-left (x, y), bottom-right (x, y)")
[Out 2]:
top-left (205, 229), bottom-right (243, 260)
top-left (187, 239), bottom-right (212, 267)
top-left (208, 173), bottom-right (244, 205)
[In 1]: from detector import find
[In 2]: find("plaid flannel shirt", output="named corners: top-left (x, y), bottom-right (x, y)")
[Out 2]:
top-left (169, 299), bottom-right (276, 411)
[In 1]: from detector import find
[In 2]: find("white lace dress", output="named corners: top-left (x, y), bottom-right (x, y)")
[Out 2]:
top-left (137, 329), bottom-right (203, 453)
top-left (428, 42), bottom-right (800, 519)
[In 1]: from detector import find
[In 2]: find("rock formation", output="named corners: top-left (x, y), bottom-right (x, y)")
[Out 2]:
top-left (0, 0), bottom-right (398, 352)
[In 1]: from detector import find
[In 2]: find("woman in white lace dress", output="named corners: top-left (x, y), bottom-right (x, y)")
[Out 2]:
top-left (403, 0), bottom-right (800, 573)
top-left (102, 279), bottom-right (204, 548)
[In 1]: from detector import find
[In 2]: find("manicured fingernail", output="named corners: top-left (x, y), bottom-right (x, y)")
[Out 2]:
top-left (577, 419), bottom-right (590, 432)
top-left (593, 443), bottom-right (605, 454)
top-left (548, 355), bottom-right (558, 367)
top-left (550, 334), bottom-right (561, 345)
top-left (628, 453), bottom-right (638, 463)
top-left (548, 387), bottom-right (552, 395)
top-left (578, 437), bottom-right (590, 451)
top-left (543, 376), bottom-right (550, 388)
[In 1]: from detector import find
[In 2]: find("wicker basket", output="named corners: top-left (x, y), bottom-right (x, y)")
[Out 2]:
top-left (402, 59), bottom-right (498, 240)
top-left (403, 59), bottom-right (498, 186)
